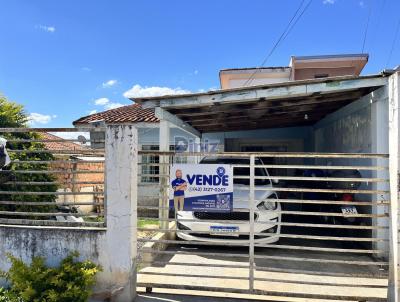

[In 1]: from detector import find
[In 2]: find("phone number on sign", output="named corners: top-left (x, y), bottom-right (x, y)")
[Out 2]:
top-left (189, 187), bottom-right (227, 193)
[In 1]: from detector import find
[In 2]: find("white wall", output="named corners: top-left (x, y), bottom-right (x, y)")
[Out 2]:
top-left (138, 125), bottom-right (196, 145)
top-left (388, 72), bottom-right (400, 300)
top-left (313, 88), bottom-right (389, 256)
top-left (204, 126), bottom-right (314, 152)
top-left (0, 226), bottom-right (107, 287)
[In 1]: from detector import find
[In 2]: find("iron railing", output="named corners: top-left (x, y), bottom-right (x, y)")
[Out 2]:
top-left (0, 128), bottom-right (106, 228)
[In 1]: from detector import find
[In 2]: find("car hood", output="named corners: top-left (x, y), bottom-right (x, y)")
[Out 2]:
top-left (233, 184), bottom-right (275, 209)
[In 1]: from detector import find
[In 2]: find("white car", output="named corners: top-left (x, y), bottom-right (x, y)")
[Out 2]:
top-left (176, 156), bottom-right (281, 244)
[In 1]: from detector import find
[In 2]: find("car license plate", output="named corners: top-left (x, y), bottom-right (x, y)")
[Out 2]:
top-left (210, 226), bottom-right (239, 236)
top-left (341, 206), bottom-right (358, 215)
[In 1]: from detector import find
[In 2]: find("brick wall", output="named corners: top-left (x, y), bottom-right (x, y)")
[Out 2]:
top-left (49, 158), bottom-right (104, 212)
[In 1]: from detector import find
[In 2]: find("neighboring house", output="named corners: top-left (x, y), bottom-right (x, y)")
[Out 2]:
top-left (219, 53), bottom-right (368, 89)
top-left (41, 132), bottom-right (89, 152)
top-left (41, 133), bottom-right (104, 213)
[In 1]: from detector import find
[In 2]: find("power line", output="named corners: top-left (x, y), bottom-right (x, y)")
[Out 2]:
top-left (281, 0), bottom-right (314, 47)
top-left (386, 16), bottom-right (400, 68)
top-left (361, 2), bottom-right (372, 53)
top-left (243, 0), bottom-right (312, 86)
top-left (243, 0), bottom-right (310, 87)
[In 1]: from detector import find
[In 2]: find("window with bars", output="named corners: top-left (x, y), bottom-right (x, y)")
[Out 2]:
top-left (141, 145), bottom-right (160, 183)
top-left (140, 144), bottom-right (188, 183)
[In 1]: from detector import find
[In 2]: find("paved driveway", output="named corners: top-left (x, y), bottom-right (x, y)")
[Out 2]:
top-left (137, 238), bottom-right (388, 301)
top-left (135, 293), bottom-right (265, 302)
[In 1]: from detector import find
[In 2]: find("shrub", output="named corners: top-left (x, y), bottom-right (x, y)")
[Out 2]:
top-left (0, 252), bottom-right (101, 302)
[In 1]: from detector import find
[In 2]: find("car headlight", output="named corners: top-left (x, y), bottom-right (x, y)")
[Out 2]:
top-left (257, 201), bottom-right (277, 211)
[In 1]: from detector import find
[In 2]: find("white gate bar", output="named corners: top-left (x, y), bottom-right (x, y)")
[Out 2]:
top-left (249, 154), bottom-right (255, 292)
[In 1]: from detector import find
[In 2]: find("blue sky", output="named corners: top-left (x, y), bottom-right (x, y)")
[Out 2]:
top-left (0, 0), bottom-right (399, 127)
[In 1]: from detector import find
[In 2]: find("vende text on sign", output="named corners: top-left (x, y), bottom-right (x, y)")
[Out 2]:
top-left (169, 164), bottom-right (233, 212)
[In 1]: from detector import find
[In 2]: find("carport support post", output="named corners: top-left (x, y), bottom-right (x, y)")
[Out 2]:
top-left (104, 125), bottom-right (138, 301)
top-left (195, 136), bottom-right (201, 163)
top-left (159, 120), bottom-right (170, 231)
top-left (388, 72), bottom-right (399, 301)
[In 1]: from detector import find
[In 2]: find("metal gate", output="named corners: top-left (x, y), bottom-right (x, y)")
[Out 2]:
top-left (136, 151), bottom-right (390, 301)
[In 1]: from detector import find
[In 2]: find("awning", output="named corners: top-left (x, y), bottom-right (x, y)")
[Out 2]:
top-left (132, 74), bottom-right (387, 133)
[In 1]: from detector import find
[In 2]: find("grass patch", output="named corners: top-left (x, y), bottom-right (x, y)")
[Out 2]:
top-left (83, 216), bottom-right (105, 223)
top-left (138, 218), bottom-right (159, 228)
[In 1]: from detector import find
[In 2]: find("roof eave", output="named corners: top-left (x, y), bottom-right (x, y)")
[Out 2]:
top-left (132, 73), bottom-right (387, 105)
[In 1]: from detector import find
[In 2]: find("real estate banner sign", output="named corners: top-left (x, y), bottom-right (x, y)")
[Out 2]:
top-left (169, 164), bottom-right (233, 212)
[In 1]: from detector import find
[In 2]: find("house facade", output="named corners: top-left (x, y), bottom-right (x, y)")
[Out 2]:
top-left (74, 53), bottom-right (370, 155)
top-left (72, 53), bottom-right (386, 218)
top-left (73, 105), bottom-right (197, 215)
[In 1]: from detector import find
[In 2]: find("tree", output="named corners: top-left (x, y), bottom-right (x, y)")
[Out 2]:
top-left (0, 95), bottom-right (58, 217)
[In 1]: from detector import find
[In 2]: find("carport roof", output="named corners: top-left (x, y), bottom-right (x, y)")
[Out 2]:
top-left (131, 74), bottom-right (388, 133)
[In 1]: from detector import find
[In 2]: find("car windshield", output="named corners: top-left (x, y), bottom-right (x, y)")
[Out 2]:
top-left (200, 157), bottom-right (271, 186)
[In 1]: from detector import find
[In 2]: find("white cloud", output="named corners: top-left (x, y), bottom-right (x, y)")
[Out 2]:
top-left (94, 97), bottom-right (110, 106)
top-left (359, 1), bottom-right (364, 7)
top-left (36, 25), bottom-right (56, 33)
top-left (323, 0), bottom-right (335, 4)
top-left (93, 98), bottom-right (125, 111)
top-left (123, 84), bottom-right (191, 98)
top-left (81, 67), bottom-right (91, 72)
top-left (102, 79), bottom-right (118, 88)
top-left (88, 109), bottom-right (97, 115)
top-left (105, 102), bottom-right (124, 109)
top-left (194, 70), bottom-right (199, 75)
top-left (28, 113), bottom-right (55, 125)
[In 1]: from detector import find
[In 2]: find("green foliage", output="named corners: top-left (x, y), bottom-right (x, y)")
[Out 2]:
top-left (0, 288), bottom-right (22, 302)
top-left (0, 252), bottom-right (101, 302)
top-left (0, 97), bottom-right (28, 128)
top-left (0, 95), bottom-right (58, 216)
top-left (138, 218), bottom-right (158, 228)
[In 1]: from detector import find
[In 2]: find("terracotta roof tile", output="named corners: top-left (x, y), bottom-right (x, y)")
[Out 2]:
top-left (73, 104), bottom-right (158, 125)
top-left (41, 133), bottom-right (89, 151)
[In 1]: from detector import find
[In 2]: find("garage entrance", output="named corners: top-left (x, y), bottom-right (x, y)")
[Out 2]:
top-left (137, 151), bottom-right (389, 301)
top-left (226, 138), bottom-right (304, 177)
top-left (134, 74), bottom-right (399, 300)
